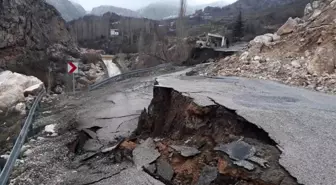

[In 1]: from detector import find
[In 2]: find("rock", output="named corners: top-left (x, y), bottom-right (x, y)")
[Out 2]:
top-left (54, 85), bottom-right (63, 94)
top-left (248, 156), bottom-right (269, 168)
top-left (233, 160), bottom-right (255, 171)
top-left (44, 124), bottom-right (56, 134)
top-left (264, 33), bottom-right (280, 41)
top-left (291, 60), bottom-right (301, 68)
top-left (307, 43), bottom-right (336, 75)
top-left (15, 102), bottom-right (26, 116)
top-left (83, 139), bottom-right (103, 152)
top-left (195, 165), bottom-right (218, 185)
top-left (0, 71), bottom-right (43, 112)
top-left (316, 86), bottom-right (324, 91)
top-left (156, 159), bottom-right (174, 181)
top-left (133, 138), bottom-right (160, 170)
top-left (1, 155), bottom-right (10, 160)
top-left (23, 149), bottom-right (33, 157)
top-left (37, 137), bottom-right (45, 140)
top-left (214, 141), bottom-right (256, 161)
top-left (23, 83), bottom-right (44, 97)
top-left (253, 56), bottom-right (261, 61)
top-left (170, 145), bottom-right (201, 157)
top-left (310, 9), bottom-right (322, 20)
top-left (14, 159), bottom-right (24, 167)
top-left (304, 3), bottom-right (313, 17)
top-left (20, 145), bottom-right (31, 156)
top-left (331, 0), bottom-right (336, 8)
top-left (276, 17), bottom-right (300, 36)
top-left (101, 143), bottom-right (120, 153)
top-left (239, 52), bottom-right (249, 61)
top-left (145, 163), bottom-right (157, 174)
top-left (250, 34), bottom-right (273, 45)
top-left (77, 77), bottom-right (91, 85)
top-left (251, 60), bottom-right (260, 65)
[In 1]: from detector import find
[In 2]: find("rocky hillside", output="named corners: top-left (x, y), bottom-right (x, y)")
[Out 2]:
top-left (204, 0), bottom-right (302, 16)
top-left (137, 0), bottom-right (226, 20)
top-left (70, 0), bottom-right (87, 16)
top-left (0, 0), bottom-right (79, 88)
top-left (46, 0), bottom-right (86, 21)
top-left (137, 2), bottom-right (184, 20)
top-left (202, 0), bottom-right (336, 94)
top-left (90, 5), bottom-right (141, 17)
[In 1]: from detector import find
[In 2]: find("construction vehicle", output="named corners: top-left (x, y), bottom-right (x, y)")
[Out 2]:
top-left (195, 33), bottom-right (228, 49)
top-left (186, 32), bottom-right (246, 65)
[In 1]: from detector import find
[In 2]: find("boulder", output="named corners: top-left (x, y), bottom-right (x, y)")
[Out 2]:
top-left (24, 83), bottom-right (44, 97)
top-left (0, 71), bottom-right (43, 112)
top-left (53, 85), bottom-right (63, 94)
top-left (307, 43), bottom-right (336, 75)
top-left (291, 60), bottom-right (302, 68)
top-left (276, 17), bottom-right (301, 36)
top-left (250, 34), bottom-right (273, 45)
top-left (15, 103), bottom-right (26, 116)
top-left (304, 3), bottom-right (314, 17)
top-left (239, 52), bottom-right (250, 61)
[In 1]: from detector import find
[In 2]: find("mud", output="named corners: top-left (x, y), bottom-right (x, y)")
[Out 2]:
top-left (135, 86), bottom-right (299, 185)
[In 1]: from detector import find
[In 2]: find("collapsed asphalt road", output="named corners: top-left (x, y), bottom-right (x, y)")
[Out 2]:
top-left (9, 67), bottom-right (336, 185)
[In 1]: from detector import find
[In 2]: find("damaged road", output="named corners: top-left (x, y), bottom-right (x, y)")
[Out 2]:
top-left (9, 67), bottom-right (336, 185)
top-left (147, 70), bottom-right (336, 185)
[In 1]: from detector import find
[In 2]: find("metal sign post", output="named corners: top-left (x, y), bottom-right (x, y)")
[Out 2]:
top-left (67, 61), bottom-right (79, 95)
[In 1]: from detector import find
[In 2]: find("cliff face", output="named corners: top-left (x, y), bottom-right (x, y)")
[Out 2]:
top-left (0, 0), bottom-right (79, 87)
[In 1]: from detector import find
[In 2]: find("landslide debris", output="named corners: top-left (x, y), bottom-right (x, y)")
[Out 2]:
top-left (201, 0), bottom-right (336, 94)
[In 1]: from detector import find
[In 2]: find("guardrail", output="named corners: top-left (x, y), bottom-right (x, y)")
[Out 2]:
top-left (0, 90), bottom-right (45, 185)
top-left (89, 63), bottom-right (175, 91)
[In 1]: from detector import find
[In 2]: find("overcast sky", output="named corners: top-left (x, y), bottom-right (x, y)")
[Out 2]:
top-left (72, 0), bottom-right (236, 11)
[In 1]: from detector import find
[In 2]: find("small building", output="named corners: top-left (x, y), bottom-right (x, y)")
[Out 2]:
top-left (110, 29), bottom-right (119, 36)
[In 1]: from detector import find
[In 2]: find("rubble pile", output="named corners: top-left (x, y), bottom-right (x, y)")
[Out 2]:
top-left (130, 87), bottom-right (298, 185)
top-left (204, 0), bottom-right (336, 94)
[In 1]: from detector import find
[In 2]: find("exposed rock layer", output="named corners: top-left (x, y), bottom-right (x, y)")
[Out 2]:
top-left (0, 0), bottom-right (79, 87)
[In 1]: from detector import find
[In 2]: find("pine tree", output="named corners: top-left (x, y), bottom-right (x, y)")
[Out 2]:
top-left (233, 10), bottom-right (244, 41)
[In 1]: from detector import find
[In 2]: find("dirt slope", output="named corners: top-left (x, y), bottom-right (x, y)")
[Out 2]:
top-left (203, 0), bottom-right (336, 94)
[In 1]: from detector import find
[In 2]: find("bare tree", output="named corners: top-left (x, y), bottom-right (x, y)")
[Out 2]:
top-left (138, 29), bottom-right (145, 53)
top-left (177, 0), bottom-right (187, 38)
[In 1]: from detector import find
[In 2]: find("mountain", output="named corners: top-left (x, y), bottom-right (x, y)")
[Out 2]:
top-left (90, 5), bottom-right (141, 17)
top-left (193, 1), bottom-right (231, 11)
top-left (137, 1), bottom-right (196, 20)
top-left (70, 0), bottom-right (87, 16)
top-left (137, 0), bottom-right (232, 20)
top-left (203, 0), bottom-right (302, 17)
top-left (45, 0), bottom-right (86, 21)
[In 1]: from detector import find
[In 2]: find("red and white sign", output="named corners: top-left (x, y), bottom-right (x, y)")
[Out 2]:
top-left (67, 62), bottom-right (78, 74)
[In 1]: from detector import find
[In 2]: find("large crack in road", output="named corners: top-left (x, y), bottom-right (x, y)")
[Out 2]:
top-left (8, 67), bottom-right (336, 185)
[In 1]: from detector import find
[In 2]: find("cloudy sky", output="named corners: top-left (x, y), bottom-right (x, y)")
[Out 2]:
top-left (72, 0), bottom-right (235, 11)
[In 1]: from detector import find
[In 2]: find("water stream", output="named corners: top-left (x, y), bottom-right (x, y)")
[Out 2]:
top-left (102, 58), bottom-right (121, 77)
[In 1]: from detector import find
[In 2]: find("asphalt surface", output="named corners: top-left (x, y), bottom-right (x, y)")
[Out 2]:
top-left (77, 78), bottom-right (154, 145)
top-left (157, 70), bottom-right (336, 185)
top-left (9, 74), bottom-right (166, 184)
top-left (10, 65), bottom-right (336, 185)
